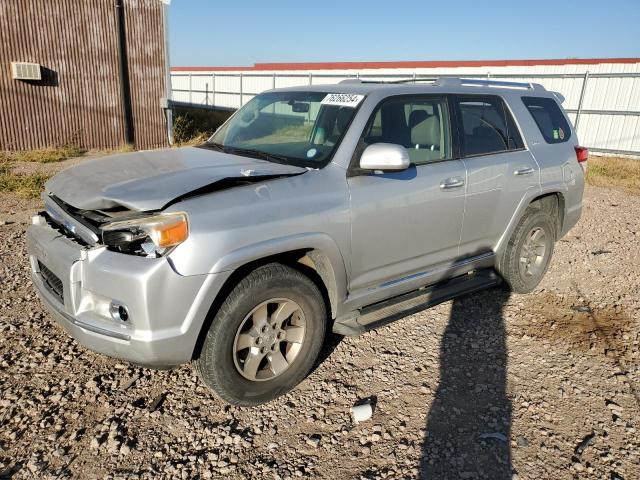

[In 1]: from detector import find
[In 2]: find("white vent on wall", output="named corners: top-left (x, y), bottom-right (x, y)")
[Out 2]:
top-left (11, 62), bottom-right (42, 81)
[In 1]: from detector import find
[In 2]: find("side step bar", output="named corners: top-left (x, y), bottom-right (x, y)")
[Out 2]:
top-left (332, 269), bottom-right (502, 336)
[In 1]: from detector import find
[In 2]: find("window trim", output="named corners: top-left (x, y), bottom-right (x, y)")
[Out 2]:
top-left (451, 94), bottom-right (527, 159)
top-left (347, 93), bottom-right (458, 177)
top-left (521, 95), bottom-right (572, 144)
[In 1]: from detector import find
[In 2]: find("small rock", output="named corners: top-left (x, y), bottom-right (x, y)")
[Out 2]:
top-left (120, 375), bottom-right (139, 391)
top-left (149, 393), bottom-right (166, 412)
top-left (306, 436), bottom-right (320, 448)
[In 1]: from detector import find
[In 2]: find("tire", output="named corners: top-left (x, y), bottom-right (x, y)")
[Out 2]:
top-left (497, 207), bottom-right (556, 294)
top-left (194, 263), bottom-right (326, 406)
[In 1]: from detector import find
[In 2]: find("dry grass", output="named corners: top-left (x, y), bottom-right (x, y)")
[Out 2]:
top-left (586, 155), bottom-right (640, 194)
top-left (173, 114), bottom-right (211, 146)
top-left (1, 144), bottom-right (86, 163)
top-left (0, 163), bottom-right (50, 198)
top-left (172, 109), bottom-right (231, 146)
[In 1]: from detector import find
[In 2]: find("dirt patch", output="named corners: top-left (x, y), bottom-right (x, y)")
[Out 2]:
top-left (521, 292), bottom-right (636, 362)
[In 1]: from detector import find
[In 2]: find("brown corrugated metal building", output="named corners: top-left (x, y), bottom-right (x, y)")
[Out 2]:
top-left (0, 0), bottom-right (169, 151)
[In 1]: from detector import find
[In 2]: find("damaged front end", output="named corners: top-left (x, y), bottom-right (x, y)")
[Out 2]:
top-left (41, 169), bottom-right (303, 258)
top-left (42, 194), bottom-right (183, 258)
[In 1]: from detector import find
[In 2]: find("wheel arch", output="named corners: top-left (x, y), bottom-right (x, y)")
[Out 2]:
top-left (191, 236), bottom-right (347, 361)
top-left (495, 190), bottom-right (566, 256)
top-left (528, 191), bottom-right (565, 238)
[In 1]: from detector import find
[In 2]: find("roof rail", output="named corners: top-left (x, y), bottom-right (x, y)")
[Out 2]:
top-left (453, 78), bottom-right (539, 90)
top-left (339, 77), bottom-right (546, 91)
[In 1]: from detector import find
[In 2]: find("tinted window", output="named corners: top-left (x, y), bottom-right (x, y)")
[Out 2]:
top-left (522, 96), bottom-right (571, 144)
top-left (363, 97), bottom-right (451, 165)
top-left (456, 96), bottom-right (524, 157)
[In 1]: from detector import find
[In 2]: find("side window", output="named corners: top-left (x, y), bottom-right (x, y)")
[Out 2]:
top-left (522, 96), bottom-right (571, 144)
top-left (456, 96), bottom-right (524, 157)
top-left (363, 96), bottom-right (452, 165)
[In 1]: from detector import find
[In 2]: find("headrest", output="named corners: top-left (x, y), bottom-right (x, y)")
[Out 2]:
top-left (408, 110), bottom-right (429, 129)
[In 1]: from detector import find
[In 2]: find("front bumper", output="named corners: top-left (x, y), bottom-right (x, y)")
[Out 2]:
top-left (26, 214), bottom-right (229, 368)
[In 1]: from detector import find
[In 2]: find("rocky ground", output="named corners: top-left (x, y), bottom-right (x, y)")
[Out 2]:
top-left (0, 179), bottom-right (638, 479)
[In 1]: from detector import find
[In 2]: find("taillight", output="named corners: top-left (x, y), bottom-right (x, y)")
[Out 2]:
top-left (575, 146), bottom-right (589, 163)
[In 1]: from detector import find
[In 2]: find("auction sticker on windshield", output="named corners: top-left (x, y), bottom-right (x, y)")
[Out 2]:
top-left (321, 93), bottom-right (365, 108)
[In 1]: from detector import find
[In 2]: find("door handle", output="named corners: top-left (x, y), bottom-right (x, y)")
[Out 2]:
top-left (439, 177), bottom-right (465, 190)
top-left (514, 167), bottom-right (535, 176)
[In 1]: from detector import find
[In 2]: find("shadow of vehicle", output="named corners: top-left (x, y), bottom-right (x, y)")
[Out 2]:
top-left (420, 287), bottom-right (512, 479)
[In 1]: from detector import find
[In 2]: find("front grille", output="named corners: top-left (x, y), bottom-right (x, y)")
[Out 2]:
top-left (38, 261), bottom-right (64, 304)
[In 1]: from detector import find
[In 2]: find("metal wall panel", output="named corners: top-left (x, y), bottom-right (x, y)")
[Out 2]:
top-left (0, 0), bottom-right (167, 151)
top-left (171, 60), bottom-right (640, 156)
top-left (124, 0), bottom-right (168, 151)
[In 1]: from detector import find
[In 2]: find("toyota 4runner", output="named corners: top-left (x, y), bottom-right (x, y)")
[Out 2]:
top-left (27, 78), bottom-right (585, 405)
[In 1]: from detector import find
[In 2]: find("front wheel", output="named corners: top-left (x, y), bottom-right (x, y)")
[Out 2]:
top-left (498, 207), bottom-right (556, 294)
top-left (194, 263), bottom-right (326, 406)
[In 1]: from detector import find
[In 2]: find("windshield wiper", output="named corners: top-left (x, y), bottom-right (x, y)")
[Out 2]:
top-left (200, 142), bottom-right (294, 165)
top-left (202, 141), bottom-right (225, 152)
top-left (223, 146), bottom-right (291, 165)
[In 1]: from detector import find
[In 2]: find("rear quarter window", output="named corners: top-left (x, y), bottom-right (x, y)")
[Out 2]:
top-left (522, 96), bottom-right (571, 144)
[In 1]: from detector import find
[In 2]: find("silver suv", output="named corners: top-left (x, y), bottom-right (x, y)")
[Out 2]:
top-left (27, 78), bottom-right (585, 405)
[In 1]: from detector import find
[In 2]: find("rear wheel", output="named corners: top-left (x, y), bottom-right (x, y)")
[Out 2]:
top-left (194, 263), bottom-right (326, 406)
top-left (498, 207), bottom-right (556, 293)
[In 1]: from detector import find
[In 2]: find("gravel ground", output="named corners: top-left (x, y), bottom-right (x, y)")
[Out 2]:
top-left (0, 182), bottom-right (638, 479)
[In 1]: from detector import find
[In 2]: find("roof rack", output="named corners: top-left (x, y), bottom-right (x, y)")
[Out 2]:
top-left (339, 77), bottom-right (545, 91)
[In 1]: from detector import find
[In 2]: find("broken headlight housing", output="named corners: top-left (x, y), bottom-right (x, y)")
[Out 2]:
top-left (101, 212), bottom-right (189, 257)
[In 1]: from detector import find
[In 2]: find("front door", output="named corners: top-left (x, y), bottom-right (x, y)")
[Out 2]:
top-left (347, 95), bottom-right (466, 302)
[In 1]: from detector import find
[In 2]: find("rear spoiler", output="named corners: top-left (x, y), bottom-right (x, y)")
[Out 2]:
top-left (551, 91), bottom-right (566, 104)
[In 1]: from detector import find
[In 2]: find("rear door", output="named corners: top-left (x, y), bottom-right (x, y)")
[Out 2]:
top-left (453, 94), bottom-right (540, 256)
top-left (347, 95), bottom-right (466, 299)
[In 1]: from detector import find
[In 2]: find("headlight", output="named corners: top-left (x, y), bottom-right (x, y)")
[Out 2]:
top-left (101, 212), bottom-right (189, 257)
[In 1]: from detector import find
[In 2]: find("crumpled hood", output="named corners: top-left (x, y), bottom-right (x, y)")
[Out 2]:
top-left (45, 146), bottom-right (307, 211)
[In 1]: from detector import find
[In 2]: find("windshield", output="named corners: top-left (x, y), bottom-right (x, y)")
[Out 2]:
top-left (207, 91), bottom-right (363, 167)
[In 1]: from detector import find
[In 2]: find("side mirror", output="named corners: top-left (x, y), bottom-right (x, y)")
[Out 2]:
top-left (359, 143), bottom-right (410, 171)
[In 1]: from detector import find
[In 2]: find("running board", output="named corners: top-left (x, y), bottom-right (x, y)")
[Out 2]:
top-left (332, 269), bottom-right (502, 336)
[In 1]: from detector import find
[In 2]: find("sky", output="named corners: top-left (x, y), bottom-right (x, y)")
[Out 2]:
top-left (168, 0), bottom-right (640, 67)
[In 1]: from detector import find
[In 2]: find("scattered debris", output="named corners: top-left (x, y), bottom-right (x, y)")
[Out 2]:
top-left (571, 305), bottom-right (593, 314)
top-left (351, 402), bottom-right (373, 423)
top-left (516, 435), bottom-right (529, 447)
top-left (574, 431), bottom-right (596, 456)
top-left (479, 432), bottom-right (508, 443)
top-left (591, 249), bottom-right (612, 256)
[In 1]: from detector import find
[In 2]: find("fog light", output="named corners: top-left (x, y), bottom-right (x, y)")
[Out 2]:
top-left (110, 302), bottom-right (129, 322)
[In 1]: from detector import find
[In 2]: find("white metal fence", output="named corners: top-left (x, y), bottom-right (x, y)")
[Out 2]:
top-left (171, 67), bottom-right (640, 157)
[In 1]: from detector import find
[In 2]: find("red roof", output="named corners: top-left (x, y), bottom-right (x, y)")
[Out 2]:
top-left (171, 58), bottom-right (640, 72)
